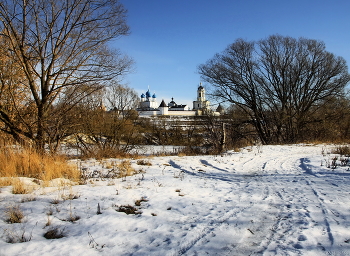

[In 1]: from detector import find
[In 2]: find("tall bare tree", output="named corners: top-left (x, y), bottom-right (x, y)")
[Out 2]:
top-left (198, 35), bottom-right (350, 144)
top-left (0, 0), bottom-right (133, 151)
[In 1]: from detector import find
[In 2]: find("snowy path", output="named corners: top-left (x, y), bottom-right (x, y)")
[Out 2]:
top-left (165, 146), bottom-right (350, 255)
top-left (1, 145), bottom-right (350, 255)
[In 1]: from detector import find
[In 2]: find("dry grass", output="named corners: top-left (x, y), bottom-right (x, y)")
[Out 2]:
top-left (0, 177), bottom-right (12, 186)
top-left (117, 160), bottom-right (135, 178)
top-left (43, 226), bottom-right (67, 239)
top-left (0, 146), bottom-right (80, 184)
top-left (20, 195), bottom-right (36, 203)
top-left (78, 147), bottom-right (142, 160)
top-left (135, 197), bottom-right (148, 206)
top-left (116, 204), bottom-right (141, 215)
top-left (63, 213), bottom-right (81, 222)
top-left (5, 205), bottom-right (25, 224)
top-left (136, 159), bottom-right (152, 166)
top-left (45, 216), bottom-right (52, 227)
top-left (3, 226), bottom-right (33, 243)
top-left (0, 177), bottom-right (37, 194)
top-left (12, 178), bottom-right (32, 194)
top-left (61, 192), bottom-right (80, 201)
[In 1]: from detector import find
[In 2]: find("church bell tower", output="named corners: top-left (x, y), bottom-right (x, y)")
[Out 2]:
top-left (193, 83), bottom-right (210, 112)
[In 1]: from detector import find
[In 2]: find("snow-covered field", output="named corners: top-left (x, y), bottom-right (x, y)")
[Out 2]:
top-left (1, 144), bottom-right (350, 255)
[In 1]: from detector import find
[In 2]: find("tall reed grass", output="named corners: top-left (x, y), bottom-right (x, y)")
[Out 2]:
top-left (0, 146), bottom-right (80, 183)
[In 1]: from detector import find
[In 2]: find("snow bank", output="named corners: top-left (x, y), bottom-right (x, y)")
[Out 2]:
top-left (1, 144), bottom-right (350, 255)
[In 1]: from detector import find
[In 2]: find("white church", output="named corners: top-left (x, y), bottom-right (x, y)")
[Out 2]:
top-left (137, 84), bottom-right (223, 117)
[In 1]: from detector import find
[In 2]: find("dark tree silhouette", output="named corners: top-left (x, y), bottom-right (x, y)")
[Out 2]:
top-left (199, 35), bottom-right (350, 144)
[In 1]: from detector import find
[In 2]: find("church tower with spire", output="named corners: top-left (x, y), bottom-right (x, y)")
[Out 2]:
top-left (193, 83), bottom-right (210, 112)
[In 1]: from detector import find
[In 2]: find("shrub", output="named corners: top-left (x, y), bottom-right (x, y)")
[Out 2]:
top-left (332, 145), bottom-right (350, 156)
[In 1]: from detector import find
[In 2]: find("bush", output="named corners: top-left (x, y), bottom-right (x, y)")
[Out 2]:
top-left (332, 145), bottom-right (350, 156)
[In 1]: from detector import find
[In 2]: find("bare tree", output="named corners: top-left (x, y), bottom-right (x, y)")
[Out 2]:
top-left (67, 83), bottom-right (141, 158)
top-left (105, 82), bottom-right (139, 118)
top-left (0, 0), bottom-right (133, 151)
top-left (198, 35), bottom-right (350, 144)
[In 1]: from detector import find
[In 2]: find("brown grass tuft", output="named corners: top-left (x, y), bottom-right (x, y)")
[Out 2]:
top-left (0, 146), bottom-right (80, 183)
top-left (0, 177), bottom-right (12, 186)
top-left (116, 205), bottom-right (141, 215)
top-left (43, 226), bottom-right (67, 239)
top-left (12, 179), bottom-right (31, 194)
top-left (135, 197), bottom-right (148, 206)
top-left (5, 205), bottom-right (25, 223)
top-left (117, 160), bottom-right (135, 178)
top-left (136, 159), bottom-right (152, 166)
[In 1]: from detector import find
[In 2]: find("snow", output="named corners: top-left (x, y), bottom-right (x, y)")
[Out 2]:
top-left (1, 144), bottom-right (350, 255)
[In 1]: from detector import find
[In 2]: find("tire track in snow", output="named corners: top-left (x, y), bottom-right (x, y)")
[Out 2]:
top-left (228, 152), bottom-right (328, 254)
top-left (168, 204), bottom-right (252, 256)
top-left (176, 156), bottom-right (284, 255)
top-left (230, 163), bottom-right (298, 254)
top-left (170, 158), bottom-right (288, 255)
top-left (299, 157), bottom-right (343, 250)
top-left (166, 150), bottom-right (348, 255)
top-left (167, 158), bottom-right (259, 256)
top-left (256, 180), bottom-right (316, 254)
top-left (230, 154), bottom-right (329, 255)
top-left (256, 156), bottom-right (340, 254)
top-left (169, 159), bottom-right (238, 183)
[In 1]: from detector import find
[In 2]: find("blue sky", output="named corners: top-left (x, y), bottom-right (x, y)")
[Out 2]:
top-left (116, 0), bottom-right (350, 108)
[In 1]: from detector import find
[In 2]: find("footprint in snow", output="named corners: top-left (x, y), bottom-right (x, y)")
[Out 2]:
top-left (293, 243), bottom-right (303, 249)
top-left (298, 234), bottom-right (307, 241)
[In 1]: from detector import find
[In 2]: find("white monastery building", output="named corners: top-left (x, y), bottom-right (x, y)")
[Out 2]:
top-left (137, 84), bottom-right (223, 117)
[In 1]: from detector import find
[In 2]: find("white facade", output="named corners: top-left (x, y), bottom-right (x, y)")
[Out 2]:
top-left (139, 89), bottom-right (158, 109)
top-left (137, 84), bottom-right (218, 117)
top-left (159, 100), bottom-right (169, 115)
top-left (193, 84), bottom-right (210, 111)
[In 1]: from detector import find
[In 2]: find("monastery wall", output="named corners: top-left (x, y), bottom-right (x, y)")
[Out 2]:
top-left (166, 110), bottom-right (197, 116)
top-left (138, 110), bottom-right (160, 117)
